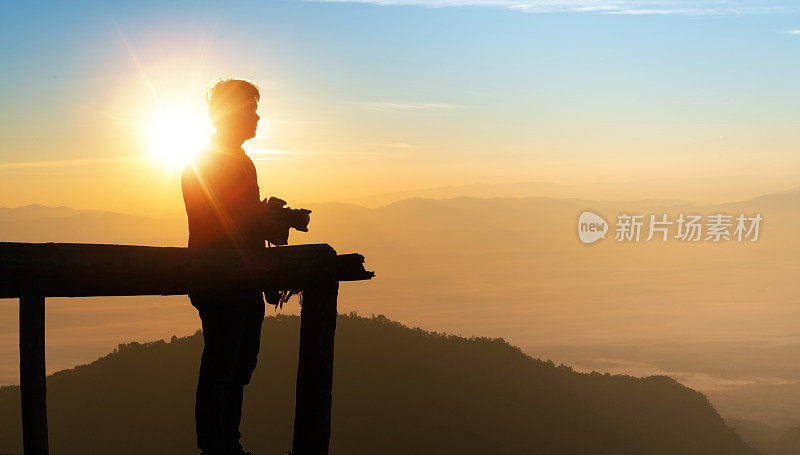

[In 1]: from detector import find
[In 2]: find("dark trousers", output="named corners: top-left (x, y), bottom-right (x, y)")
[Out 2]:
top-left (190, 290), bottom-right (265, 455)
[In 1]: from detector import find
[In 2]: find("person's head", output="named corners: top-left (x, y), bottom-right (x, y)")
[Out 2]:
top-left (207, 77), bottom-right (260, 143)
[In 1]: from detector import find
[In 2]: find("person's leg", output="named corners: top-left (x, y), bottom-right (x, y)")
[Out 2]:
top-left (192, 293), bottom-right (250, 455)
top-left (223, 292), bottom-right (266, 453)
top-left (222, 384), bottom-right (244, 453)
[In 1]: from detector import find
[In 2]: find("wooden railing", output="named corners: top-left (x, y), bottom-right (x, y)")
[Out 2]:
top-left (0, 242), bottom-right (374, 455)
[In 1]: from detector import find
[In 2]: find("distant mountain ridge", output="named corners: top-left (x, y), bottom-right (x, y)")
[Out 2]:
top-left (0, 204), bottom-right (83, 222)
top-left (1, 183), bottom-right (798, 233)
top-left (0, 204), bottom-right (187, 246)
top-left (355, 176), bottom-right (800, 207)
top-left (728, 419), bottom-right (800, 455)
top-left (0, 190), bottom-right (798, 435)
top-left (0, 314), bottom-right (757, 455)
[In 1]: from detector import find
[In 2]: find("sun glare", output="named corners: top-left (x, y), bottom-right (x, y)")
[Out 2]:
top-left (146, 109), bottom-right (213, 168)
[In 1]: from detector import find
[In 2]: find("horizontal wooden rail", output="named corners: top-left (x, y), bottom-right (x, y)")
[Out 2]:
top-left (0, 242), bottom-right (374, 298)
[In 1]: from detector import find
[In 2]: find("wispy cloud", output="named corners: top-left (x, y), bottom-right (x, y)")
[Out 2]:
top-left (245, 148), bottom-right (302, 160)
top-left (0, 156), bottom-right (144, 169)
top-left (783, 30), bottom-right (800, 34)
top-left (572, 357), bottom-right (796, 391)
top-left (246, 148), bottom-right (391, 159)
top-left (309, 0), bottom-right (796, 16)
top-left (368, 142), bottom-right (418, 149)
top-left (352, 100), bottom-right (462, 110)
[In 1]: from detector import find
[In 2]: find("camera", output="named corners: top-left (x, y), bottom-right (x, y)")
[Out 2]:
top-left (260, 196), bottom-right (311, 308)
top-left (260, 196), bottom-right (311, 246)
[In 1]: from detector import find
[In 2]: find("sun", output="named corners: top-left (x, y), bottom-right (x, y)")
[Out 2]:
top-left (146, 108), bottom-right (213, 168)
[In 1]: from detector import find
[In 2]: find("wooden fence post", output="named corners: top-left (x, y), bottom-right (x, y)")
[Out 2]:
top-left (292, 269), bottom-right (339, 455)
top-left (19, 280), bottom-right (49, 455)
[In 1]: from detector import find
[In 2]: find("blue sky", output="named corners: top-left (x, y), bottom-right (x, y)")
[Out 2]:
top-left (1, 0), bottom-right (800, 210)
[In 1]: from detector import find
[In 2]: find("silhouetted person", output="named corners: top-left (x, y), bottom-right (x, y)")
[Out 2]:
top-left (181, 78), bottom-right (265, 455)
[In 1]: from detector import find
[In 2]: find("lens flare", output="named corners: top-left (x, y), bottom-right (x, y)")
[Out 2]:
top-left (146, 109), bottom-right (213, 168)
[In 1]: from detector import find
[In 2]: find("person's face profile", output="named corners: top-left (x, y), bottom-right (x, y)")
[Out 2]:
top-left (238, 99), bottom-right (259, 140)
top-left (216, 98), bottom-right (259, 142)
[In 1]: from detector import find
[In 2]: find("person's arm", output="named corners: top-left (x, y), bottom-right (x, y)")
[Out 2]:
top-left (225, 154), bottom-right (266, 238)
top-left (181, 166), bottom-right (206, 219)
top-left (182, 163), bottom-right (230, 247)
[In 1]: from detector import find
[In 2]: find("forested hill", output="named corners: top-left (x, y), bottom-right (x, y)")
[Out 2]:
top-left (0, 313), bottom-right (757, 455)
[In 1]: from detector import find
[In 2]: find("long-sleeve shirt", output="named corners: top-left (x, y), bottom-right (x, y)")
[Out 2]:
top-left (181, 137), bottom-right (265, 252)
